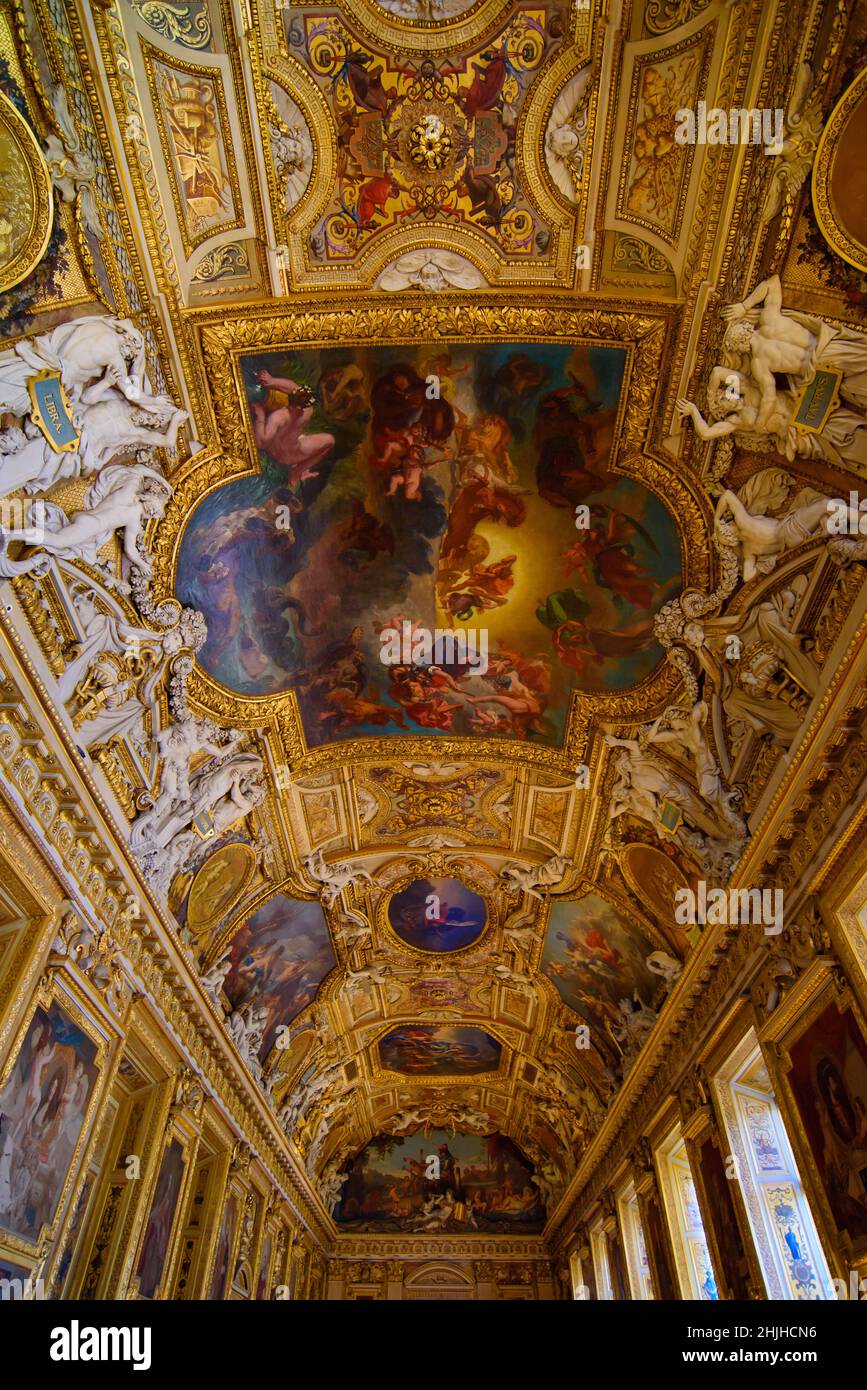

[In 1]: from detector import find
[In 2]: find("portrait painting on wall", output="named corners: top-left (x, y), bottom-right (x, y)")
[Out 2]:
top-left (541, 894), bottom-right (658, 1035)
top-left (136, 1138), bottom-right (185, 1299)
top-left (209, 1191), bottom-right (238, 1301)
top-left (387, 876), bottom-right (487, 952)
top-left (334, 1130), bottom-right (545, 1233)
top-left (177, 342), bottom-right (681, 749)
top-left (378, 1024), bottom-right (501, 1076)
top-left (0, 1002), bottom-right (98, 1243)
top-left (222, 894), bottom-right (335, 1059)
top-left (786, 999), bottom-right (867, 1247)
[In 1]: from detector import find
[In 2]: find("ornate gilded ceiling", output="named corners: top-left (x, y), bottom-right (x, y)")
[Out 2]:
top-left (2, 0), bottom-right (867, 1241)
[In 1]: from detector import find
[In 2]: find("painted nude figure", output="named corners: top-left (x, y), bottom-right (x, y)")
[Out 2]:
top-left (251, 370), bottom-right (334, 482)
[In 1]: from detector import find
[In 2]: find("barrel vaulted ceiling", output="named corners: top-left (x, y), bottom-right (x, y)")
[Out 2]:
top-left (5, 0), bottom-right (867, 1236)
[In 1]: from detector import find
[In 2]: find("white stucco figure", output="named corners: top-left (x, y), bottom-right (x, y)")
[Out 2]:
top-left (0, 463), bottom-right (172, 577)
top-left (646, 950), bottom-right (683, 986)
top-left (499, 854), bottom-right (572, 899)
top-left (677, 275), bottom-right (867, 468)
top-left (377, 249), bottom-right (485, 293)
top-left (303, 848), bottom-right (373, 906)
top-left (545, 65), bottom-right (593, 200)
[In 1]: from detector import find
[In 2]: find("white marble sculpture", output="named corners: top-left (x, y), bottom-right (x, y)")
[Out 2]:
top-left (44, 87), bottom-right (101, 238)
top-left (671, 576), bottom-right (821, 751)
top-left (377, 249), bottom-right (486, 293)
top-left (491, 962), bottom-right (535, 993)
top-left (343, 961), bottom-right (396, 1002)
top-left (605, 719), bottom-right (746, 874)
top-left (544, 65), bottom-right (593, 200)
top-left (646, 950), bottom-right (683, 986)
top-left (713, 468), bottom-right (838, 581)
top-left (640, 700), bottom-right (741, 824)
top-left (499, 854), bottom-right (572, 900)
top-left (531, 1159), bottom-right (562, 1208)
top-left (388, 1106), bottom-right (425, 1135)
top-left (132, 742), bottom-right (261, 855)
top-left (0, 463), bottom-right (172, 578)
top-left (318, 1153), bottom-right (351, 1211)
top-left (129, 722), bottom-right (241, 852)
top-left (677, 275), bottom-right (867, 468)
top-left (200, 952), bottom-right (233, 1011)
top-left (612, 993), bottom-right (658, 1061)
top-left (59, 593), bottom-right (205, 750)
top-left (303, 848), bottom-right (373, 906)
top-left (0, 316), bottom-right (188, 497)
top-left (268, 85), bottom-right (314, 212)
top-left (503, 920), bottom-right (536, 962)
top-left (138, 750), bottom-right (265, 895)
top-left (227, 1001), bottom-right (268, 1080)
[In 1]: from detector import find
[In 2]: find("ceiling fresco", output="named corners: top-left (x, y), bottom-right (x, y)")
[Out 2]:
top-left (282, 5), bottom-right (564, 265)
top-left (176, 340), bottom-right (681, 744)
top-left (3, 0), bottom-right (865, 1257)
top-left (222, 893), bottom-right (336, 1059)
top-left (386, 876), bottom-right (489, 951)
top-left (541, 894), bottom-right (660, 1042)
top-left (378, 1024), bottom-right (503, 1074)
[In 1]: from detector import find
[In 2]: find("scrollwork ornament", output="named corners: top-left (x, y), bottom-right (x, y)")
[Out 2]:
top-left (128, 0), bottom-right (212, 48)
top-left (644, 0), bottom-right (712, 35)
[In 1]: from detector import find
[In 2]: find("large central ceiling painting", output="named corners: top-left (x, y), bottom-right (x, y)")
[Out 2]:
top-left (178, 341), bottom-right (681, 746)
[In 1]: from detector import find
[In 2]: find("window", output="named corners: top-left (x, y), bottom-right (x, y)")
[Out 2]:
top-left (590, 1222), bottom-right (614, 1300)
top-left (656, 1124), bottom-right (719, 1300)
top-left (714, 1030), bottom-right (836, 1300)
top-left (568, 1248), bottom-right (588, 1300)
top-left (617, 1182), bottom-right (653, 1299)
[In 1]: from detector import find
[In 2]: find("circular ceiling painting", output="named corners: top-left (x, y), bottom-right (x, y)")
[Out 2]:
top-left (387, 875), bottom-right (487, 952)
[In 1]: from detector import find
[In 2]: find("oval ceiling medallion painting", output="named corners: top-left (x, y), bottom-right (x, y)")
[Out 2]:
top-left (0, 88), bottom-right (53, 293)
top-left (813, 65), bottom-right (867, 273)
top-left (379, 1024), bottom-right (501, 1075)
top-left (387, 876), bottom-right (487, 952)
